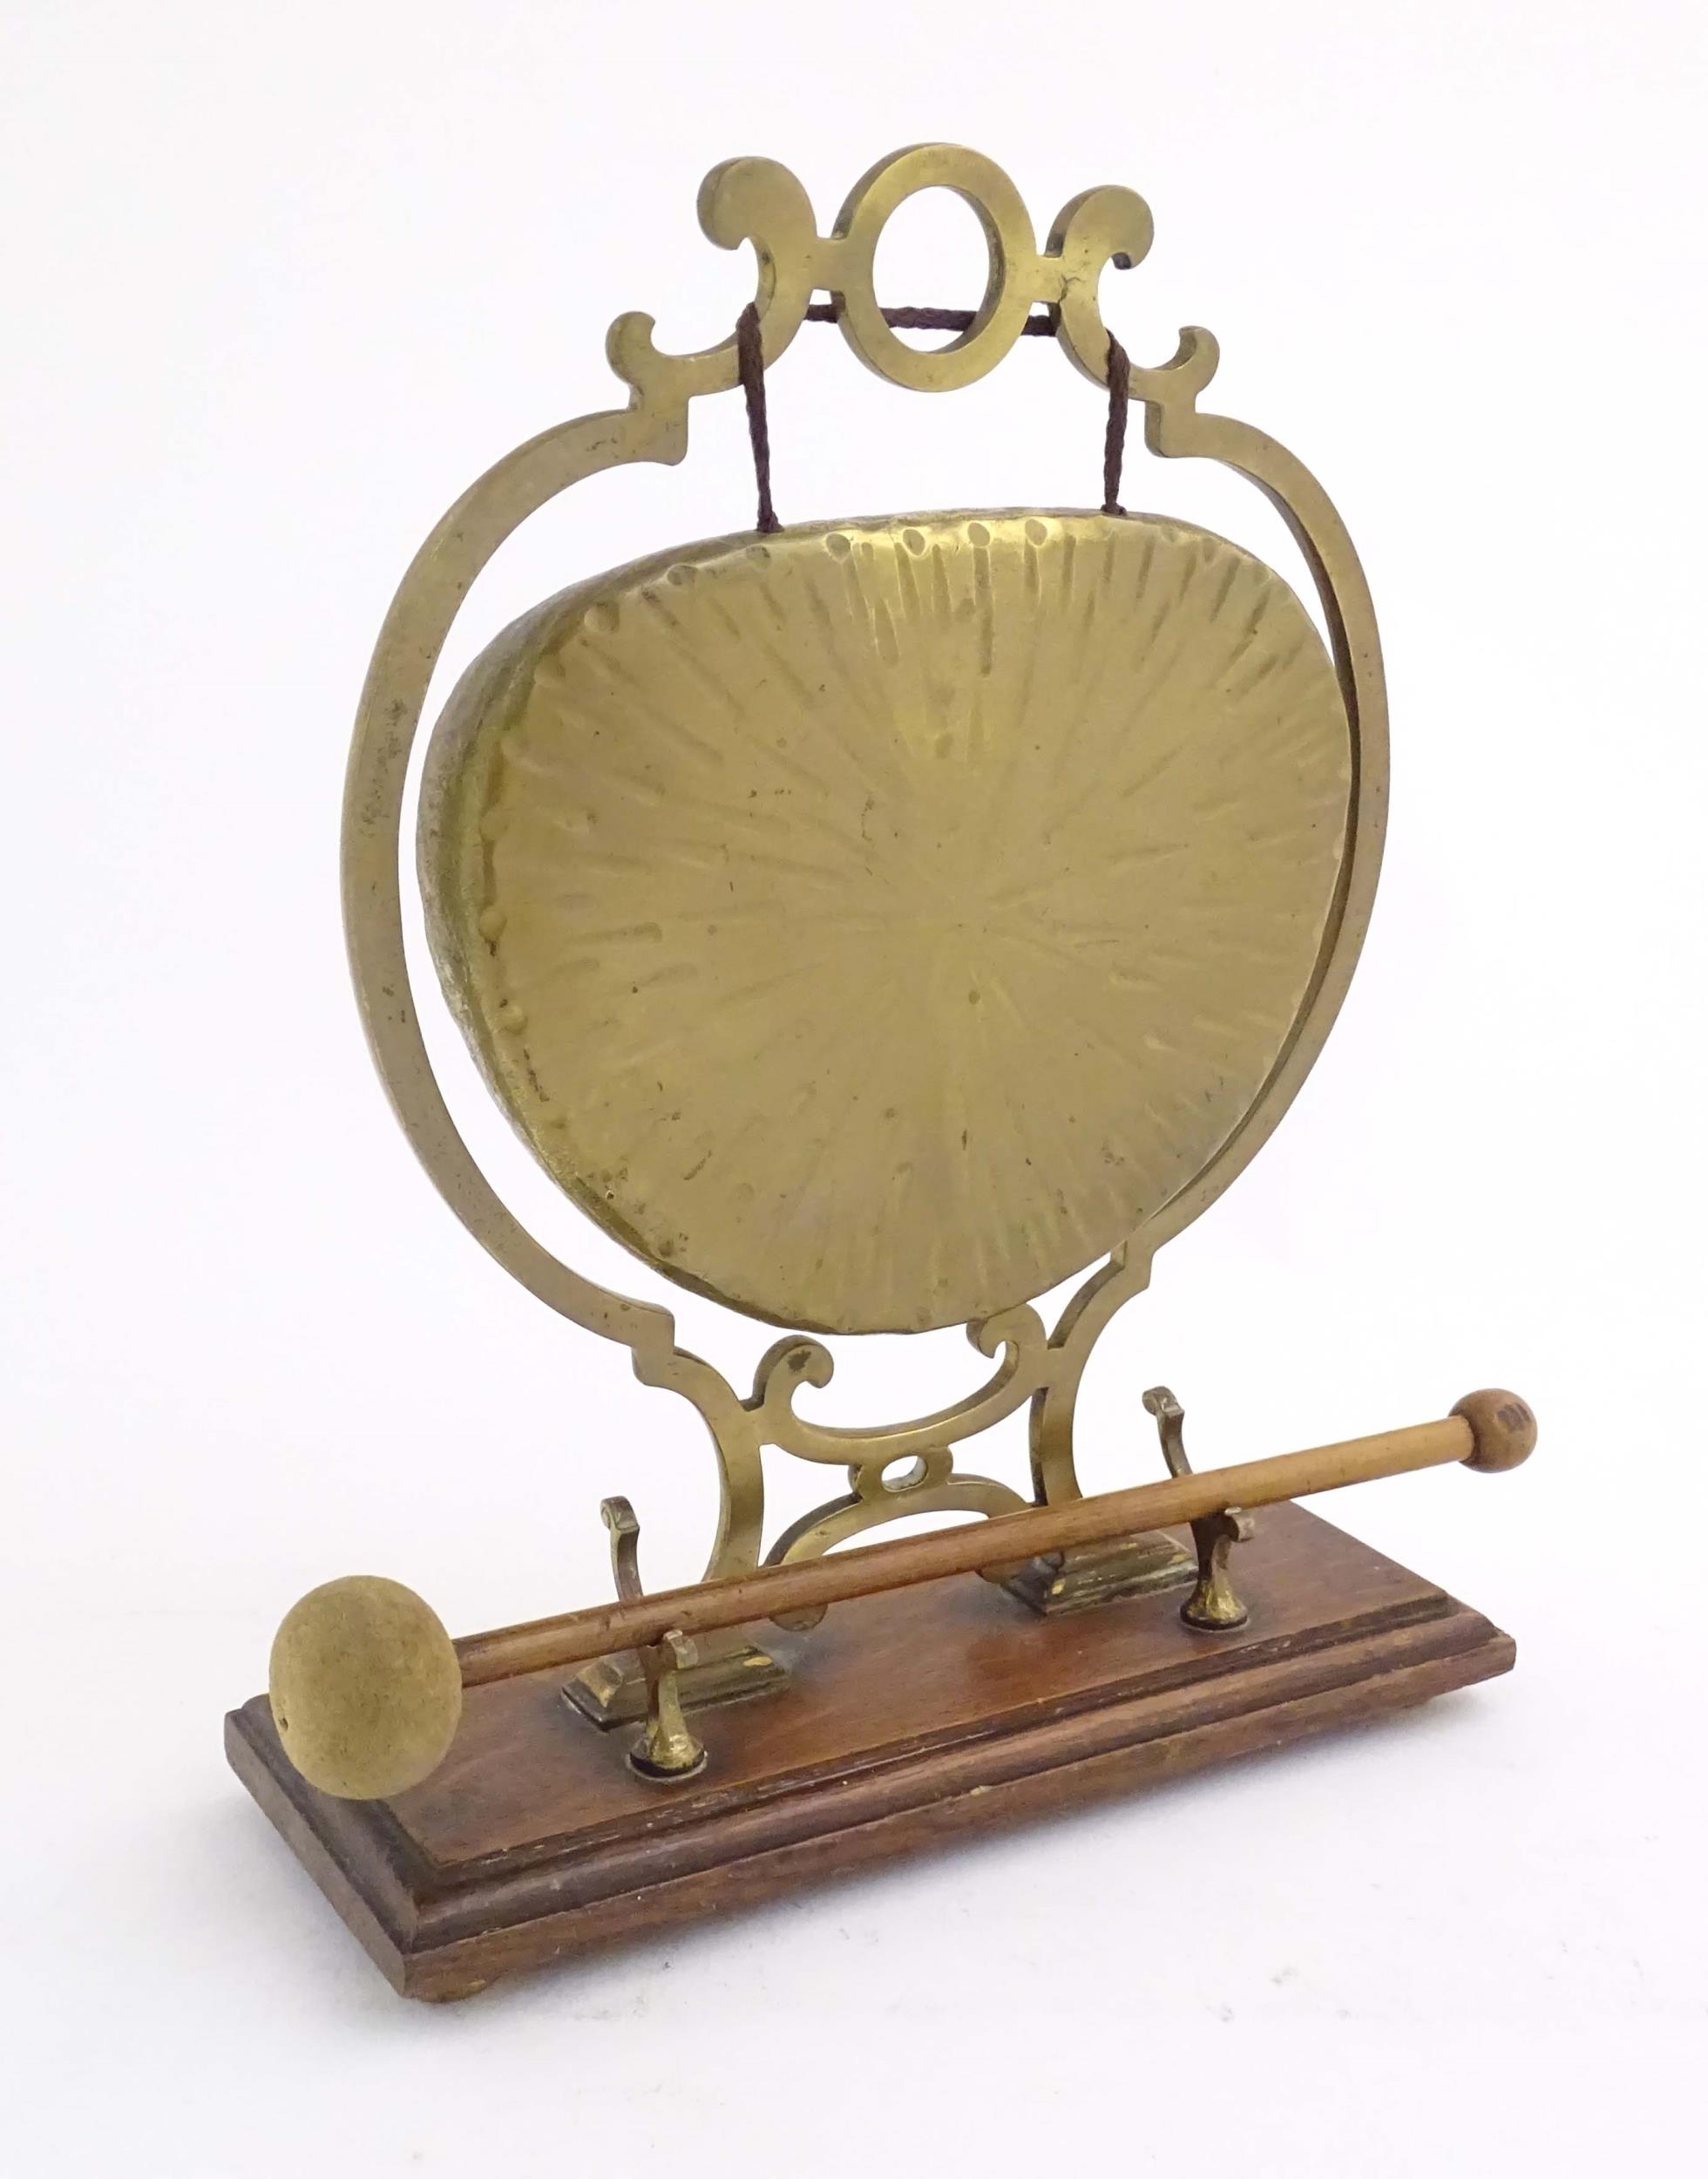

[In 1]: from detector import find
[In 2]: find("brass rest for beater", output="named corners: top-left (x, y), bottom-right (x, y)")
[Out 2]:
top-left (268, 1389), bottom-right (1535, 1802)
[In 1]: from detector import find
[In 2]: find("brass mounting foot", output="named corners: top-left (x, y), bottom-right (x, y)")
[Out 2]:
top-left (1182, 1505), bottom-right (1255, 1630)
top-left (626, 1626), bottom-right (708, 1782)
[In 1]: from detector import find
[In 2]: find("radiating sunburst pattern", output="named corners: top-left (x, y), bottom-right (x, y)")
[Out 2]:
top-left (418, 512), bottom-right (1352, 1334)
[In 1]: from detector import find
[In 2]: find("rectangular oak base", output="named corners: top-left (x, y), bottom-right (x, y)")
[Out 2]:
top-left (226, 1504), bottom-right (1515, 1999)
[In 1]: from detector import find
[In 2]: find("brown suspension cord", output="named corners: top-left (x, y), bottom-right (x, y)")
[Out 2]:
top-left (735, 302), bottom-right (780, 535)
top-left (803, 302), bottom-right (1057, 335)
top-left (1102, 334), bottom-right (1131, 516)
top-left (735, 302), bottom-right (1132, 533)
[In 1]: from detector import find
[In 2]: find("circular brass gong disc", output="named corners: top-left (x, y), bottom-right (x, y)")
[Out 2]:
top-left (419, 512), bottom-right (1351, 1334)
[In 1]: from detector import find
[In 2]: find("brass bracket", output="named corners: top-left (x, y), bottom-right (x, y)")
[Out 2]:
top-left (562, 1624), bottom-right (783, 1731)
top-left (993, 1530), bottom-right (1195, 1616)
top-left (599, 1497), bottom-right (708, 1782)
top-left (1142, 1387), bottom-right (1254, 1632)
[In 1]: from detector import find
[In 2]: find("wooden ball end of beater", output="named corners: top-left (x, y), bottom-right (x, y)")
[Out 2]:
top-left (1451, 1389), bottom-right (1537, 1473)
top-left (268, 1575), bottom-right (462, 1801)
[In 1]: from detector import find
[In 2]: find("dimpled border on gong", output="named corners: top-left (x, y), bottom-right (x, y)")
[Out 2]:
top-left (418, 511), bottom-right (1352, 1334)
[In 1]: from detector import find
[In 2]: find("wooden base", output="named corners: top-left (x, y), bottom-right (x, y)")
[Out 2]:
top-left (226, 1505), bottom-right (1515, 2000)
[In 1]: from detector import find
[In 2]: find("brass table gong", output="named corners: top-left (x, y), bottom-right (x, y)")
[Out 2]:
top-left (227, 145), bottom-right (1536, 2000)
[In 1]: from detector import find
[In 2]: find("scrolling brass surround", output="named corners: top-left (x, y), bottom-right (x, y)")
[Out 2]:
top-left (342, 146), bottom-right (1387, 1709)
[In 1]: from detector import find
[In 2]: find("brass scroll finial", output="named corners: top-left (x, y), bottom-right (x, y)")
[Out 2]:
top-left (606, 144), bottom-right (1217, 408)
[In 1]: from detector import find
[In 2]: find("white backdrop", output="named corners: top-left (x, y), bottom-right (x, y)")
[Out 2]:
top-left (3, 3), bottom-right (1703, 2172)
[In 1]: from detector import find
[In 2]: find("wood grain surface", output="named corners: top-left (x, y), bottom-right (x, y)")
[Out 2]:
top-left (227, 1504), bottom-right (1515, 1999)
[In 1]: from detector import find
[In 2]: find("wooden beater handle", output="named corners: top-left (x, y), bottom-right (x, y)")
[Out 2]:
top-left (455, 1390), bottom-right (1535, 1687)
top-left (268, 1390), bottom-right (1535, 1798)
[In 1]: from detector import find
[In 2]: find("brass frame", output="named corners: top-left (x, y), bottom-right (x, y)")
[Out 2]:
top-left (340, 144), bottom-right (1387, 1612)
